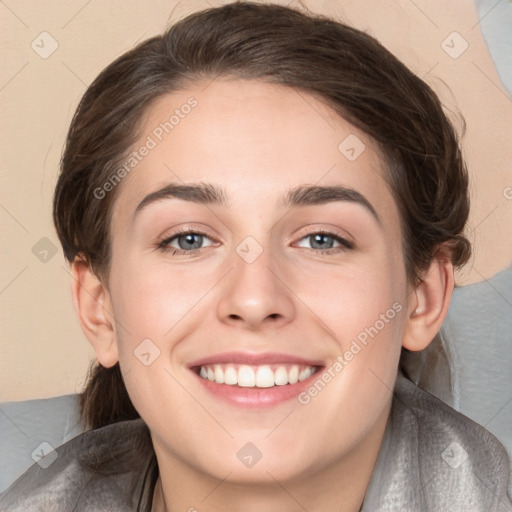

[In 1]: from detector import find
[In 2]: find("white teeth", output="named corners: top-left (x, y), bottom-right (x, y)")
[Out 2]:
top-left (238, 365), bottom-right (256, 387)
top-left (214, 365), bottom-right (224, 384)
top-left (255, 366), bottom-right (275, 388)
top-left (288, 366), bottom-right (299, 384)
top-left (224, 365), bottom-right (238, 385)
top-left (274, 366), bottom-right (289, 385)
top-left (299, 367), bottom-right (314, 381)
top-left (197, 363), bottom-right (317, 388)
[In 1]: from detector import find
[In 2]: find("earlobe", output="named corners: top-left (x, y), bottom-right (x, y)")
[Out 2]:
top-left (402, 251), bottom-right (454, 352)
top-left (71, 258), bottom-right (119, 368)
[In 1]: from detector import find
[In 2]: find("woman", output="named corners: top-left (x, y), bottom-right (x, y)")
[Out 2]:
top-left (1, 2), bottom-right (510, 511)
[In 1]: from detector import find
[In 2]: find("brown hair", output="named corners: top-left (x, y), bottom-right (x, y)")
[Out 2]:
top-left (53, 1), bottom-right (471, 430)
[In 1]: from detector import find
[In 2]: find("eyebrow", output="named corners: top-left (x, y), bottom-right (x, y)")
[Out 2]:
top-left (133, 182), bottom-right (380, 224)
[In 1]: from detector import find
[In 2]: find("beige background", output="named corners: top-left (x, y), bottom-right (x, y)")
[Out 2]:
top-left (1, 0), bottom-right (511, 401)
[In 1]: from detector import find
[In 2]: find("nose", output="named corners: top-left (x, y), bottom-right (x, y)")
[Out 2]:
top-left (216, 242), bottom-right (296, 331)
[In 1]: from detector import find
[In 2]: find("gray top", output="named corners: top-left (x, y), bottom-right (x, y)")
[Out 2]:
top-left (401, 264), bottom-right (512, 498)
top-left (1, 372), bottom-right (511, 511)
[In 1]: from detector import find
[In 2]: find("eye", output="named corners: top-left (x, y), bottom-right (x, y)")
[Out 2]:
top-left (295, 231), bottom-right (354, 254)
top-left (156, 228), bottom-right (353, 257)
top-left (157, 229), bottom-right (215, 255)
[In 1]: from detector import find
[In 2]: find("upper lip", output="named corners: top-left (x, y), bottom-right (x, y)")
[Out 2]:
top-left (188, 351), bottom-right (325, 368)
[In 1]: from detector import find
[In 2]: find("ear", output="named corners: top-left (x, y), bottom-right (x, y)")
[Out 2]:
top-left (402, 248), bottom-right (455, 351)
top-left (71, 258), bottom-right (119, 368)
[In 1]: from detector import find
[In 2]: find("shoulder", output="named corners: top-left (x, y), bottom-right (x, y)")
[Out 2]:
top-left (0, 418), bottom-right (157, 512)
top-left (392, 374), bottom-right (512, 511)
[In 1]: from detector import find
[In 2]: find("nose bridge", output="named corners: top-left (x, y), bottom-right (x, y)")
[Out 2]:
top-left (216, 232), bottom-right (295, 329)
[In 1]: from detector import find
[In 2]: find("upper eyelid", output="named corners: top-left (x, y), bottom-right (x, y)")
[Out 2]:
top-left (161, 228), bottom-right (216, 243)
top-left (296, 225), bottom-right (353, 242)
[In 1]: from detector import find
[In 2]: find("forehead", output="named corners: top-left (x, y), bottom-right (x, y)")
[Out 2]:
top-left (112, 78), bottom-right (400, 231)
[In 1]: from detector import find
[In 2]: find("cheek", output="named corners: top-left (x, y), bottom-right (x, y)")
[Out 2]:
top-left (295, 253), bottom-right (407, 396)
top-left (295, 266), bottom-right (406, 407)
top-left (106, 260), bottom-right (204, 418)
top-left (298, 252), bottom-right (405, 339)
top-left (108, 256), bottom-right (222, 365)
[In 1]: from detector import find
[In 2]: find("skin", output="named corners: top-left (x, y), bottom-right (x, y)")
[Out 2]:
top-left (72, 79), bottom-right (454, 511)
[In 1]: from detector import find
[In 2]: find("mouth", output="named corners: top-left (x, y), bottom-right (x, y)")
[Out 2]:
top-left (188, 352), bottom-right (324, 407)
top-left (196, 363), bottom-right (319, 387)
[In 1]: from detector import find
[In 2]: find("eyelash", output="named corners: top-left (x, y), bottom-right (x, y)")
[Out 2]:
top-left (156, 227), bottom-right (354, 257)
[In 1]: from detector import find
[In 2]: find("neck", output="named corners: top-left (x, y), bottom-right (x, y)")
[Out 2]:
top-left (151, 403), bottom-right (391, 512)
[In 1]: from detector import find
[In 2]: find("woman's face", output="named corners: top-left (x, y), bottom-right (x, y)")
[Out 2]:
top-left (105, 79), bottom-right (411, 485)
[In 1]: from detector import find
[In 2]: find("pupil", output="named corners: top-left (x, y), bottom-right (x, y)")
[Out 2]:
top-left (313, 234), bottom-right (331, 249)
top-left (180, 234), bottom-right (201, 250)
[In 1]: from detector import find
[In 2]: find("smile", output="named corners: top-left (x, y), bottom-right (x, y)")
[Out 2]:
top-left (189, 352), bottom-right (325, 407)
top-left (198, 364), bottom-right (319, 388)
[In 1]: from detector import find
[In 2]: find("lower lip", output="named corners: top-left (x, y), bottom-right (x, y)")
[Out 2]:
top-left (193, 369), bottom-right (323, 407)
